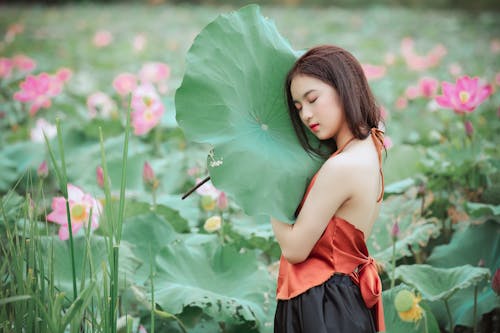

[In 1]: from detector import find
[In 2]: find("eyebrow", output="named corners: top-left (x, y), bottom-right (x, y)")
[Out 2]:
top-left (292, 89), bottom-right (316, 104)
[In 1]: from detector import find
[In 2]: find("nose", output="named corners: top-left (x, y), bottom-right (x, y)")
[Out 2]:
top-left (301, 105), bottom-right (313, 122)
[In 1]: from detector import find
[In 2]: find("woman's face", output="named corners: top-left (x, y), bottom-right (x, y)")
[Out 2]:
top-left (290, 74), bottom-right (345, 141)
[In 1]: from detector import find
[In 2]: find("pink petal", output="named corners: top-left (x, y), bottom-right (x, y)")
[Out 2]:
top-left (58, 226), bottom-right (69, 240)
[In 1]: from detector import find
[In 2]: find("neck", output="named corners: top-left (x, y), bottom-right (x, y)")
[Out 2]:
top-left (335, 127), bottom-right (355, 151)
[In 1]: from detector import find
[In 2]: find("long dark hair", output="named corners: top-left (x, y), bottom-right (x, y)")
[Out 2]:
top-left (285, 45), bottom-right (382, 158)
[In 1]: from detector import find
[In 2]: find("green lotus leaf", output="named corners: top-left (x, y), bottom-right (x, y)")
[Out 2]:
top-left (175, 4), bottom-right (323, 223)
top-left (425, 220), bottom-right (500, 327)
top-left (383, 284), bottom-right (440, 333)
top-left (394, 264), bottom-right (490, 302)
top-left (153, 241), bottom-right (274, 328)
top-left (0, 141), bottom-right (45, 191)
top-left (124, 200), bottom-right (190, 233)
top-left (367, 195), bottom-right (440, 265)
top-left (384, 178), bottom-right (416, 195)
top-left (465, 202), bottom-right (500, 218)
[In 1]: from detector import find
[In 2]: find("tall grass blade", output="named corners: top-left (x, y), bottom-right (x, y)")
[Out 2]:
top-left (43, 120), bottom-right (78, 300)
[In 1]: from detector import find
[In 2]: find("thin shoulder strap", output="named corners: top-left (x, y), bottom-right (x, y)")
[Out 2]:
top-left (370, 128), bottom-right (385, 202)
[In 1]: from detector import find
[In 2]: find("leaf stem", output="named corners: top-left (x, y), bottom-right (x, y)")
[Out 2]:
top-left (444, 299), bottom-right (454, 333)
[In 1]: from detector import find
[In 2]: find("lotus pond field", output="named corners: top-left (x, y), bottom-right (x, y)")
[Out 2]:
top-left (0, 3), bottom-right (499, 333)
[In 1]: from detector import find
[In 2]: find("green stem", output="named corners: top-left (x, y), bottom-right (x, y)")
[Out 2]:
top-left (423, 310), bottom-right (428, 333)
top-left (150, 246), bottom-right (155, 333)
top-left (390, 240), bottom-right (396, 289)
top-left (153, 124), bottom-right (162, 156)
top-left (473, 285), bottom-right (478, 333)
top-left (444, 299), bottom-right (454, 333)
top-left (152, 189), bottom-right (157, 211)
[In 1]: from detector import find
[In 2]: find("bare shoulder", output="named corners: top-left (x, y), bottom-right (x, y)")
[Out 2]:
top-left (314, 153), bottom-right (362, 194)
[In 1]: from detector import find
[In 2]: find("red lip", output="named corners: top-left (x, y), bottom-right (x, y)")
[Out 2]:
top-left (309, 124), bottom-right (319, 131)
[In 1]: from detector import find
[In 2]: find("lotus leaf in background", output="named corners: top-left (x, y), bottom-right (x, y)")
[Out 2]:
top-left (382, 284), bottom-right (440, 333)
top-left (367, 193), bottom-right (440, 265)
top-left (394, 264), bottom-right (491, 331)
top-left (152, 241), bottom-right (275, 330)
top-left (425, 220), bottom-right (500, 328)
top-left (175, 4), bottom-right (324, 224)
top-left (465, 202), bottom-right (500, 218)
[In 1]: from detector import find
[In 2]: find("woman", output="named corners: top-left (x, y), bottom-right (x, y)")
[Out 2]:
top-left (271, 45), bottom-right (386, 333)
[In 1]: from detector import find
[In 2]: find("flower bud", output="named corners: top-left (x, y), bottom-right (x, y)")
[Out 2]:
top-left (391, 221), bottom-right (400, 241)
top-left (464, 120), bottom-right (474, 137)
top-left (37, 160), bottom-right (48, 179)
top-left (217, 192), bottom-right (228, 211)
top-left (394, 289), bottom-right (414, 312)
top-left (492, 268), bottom-right (500, 296)
top-left (96, 166), bottom-right (104, 188)
top-left (204, 215), bottom-right (222, 233)
top-left (143, 162), bottom-right (158, 190)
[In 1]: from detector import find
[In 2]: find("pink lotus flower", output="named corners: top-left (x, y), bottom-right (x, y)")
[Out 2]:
top-left (449, 63), bottom-right (463, 77)
top-left (55, 67), bottom-right (72, 83)
top-left (435, 76), bottom-right (492, 114)
top-left (133, 34), bottom-right (147, 53)
top-left (139, 62), bottom-right (170, 84)
top-left (30, 118), bottom-right (57, 142)
top-left (47, 184), bottom-right (102, 240)
top-left (113, 73), bottom-right (137, 96)
top-left (4, 23), bottom-right (24, 43)
top-left (401, 37), bottom-right (447, 71)
top-left (384, 52), bottom-right (396, 66)
top-left (195, 178), bottom-right (228, 210)
top-left (361, 64), bottom-right (386, 81)
top-left (92, 30), bottom-right (113, 48)
top-left (0, 58), bottom-right (13, 79)
top-left (379, 106), bottom-right (388, 120)
top-left (12, 54), bottom-right (36, 73)
top-left (130, 84), bottom-right (164, 135)
top-left (395, 97), bottom-right (408, 110)
top-left (86, 91), bottom-right (117, 119)
top-left (14, 72), bottom-right (64, 116)
top-left (406, 77), bottom-right (439, 100)
top-left (195, 178), bottom-right (221, 199)
top-left (491, 39), bottom-right (500, 54)
top-left (383, 136), bottom-right (393, 149)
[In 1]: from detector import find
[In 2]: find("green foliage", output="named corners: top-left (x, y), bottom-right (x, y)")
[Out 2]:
top-left (176, 4), bottom-right (324, 223)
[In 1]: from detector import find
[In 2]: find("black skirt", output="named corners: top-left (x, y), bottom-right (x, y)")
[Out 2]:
top-left (274, 274), bottom-right (376, 333)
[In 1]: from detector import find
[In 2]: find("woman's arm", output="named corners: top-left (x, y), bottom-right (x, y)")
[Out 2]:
top-left (271, 156), bottom-right (354, 264)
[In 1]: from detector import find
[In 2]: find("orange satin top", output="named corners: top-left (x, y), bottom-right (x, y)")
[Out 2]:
top-left (276, 128), bottom-right (386, 332)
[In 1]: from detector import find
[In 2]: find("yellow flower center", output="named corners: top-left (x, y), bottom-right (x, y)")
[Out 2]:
top-left (71, 204), bottom-right (88, 223)
top-left (142, 96), bottom-right (153, 107)
top-left (459, 91), bottom-right (470, 103)
top-left (143, 109), bottom-right (154, 121)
